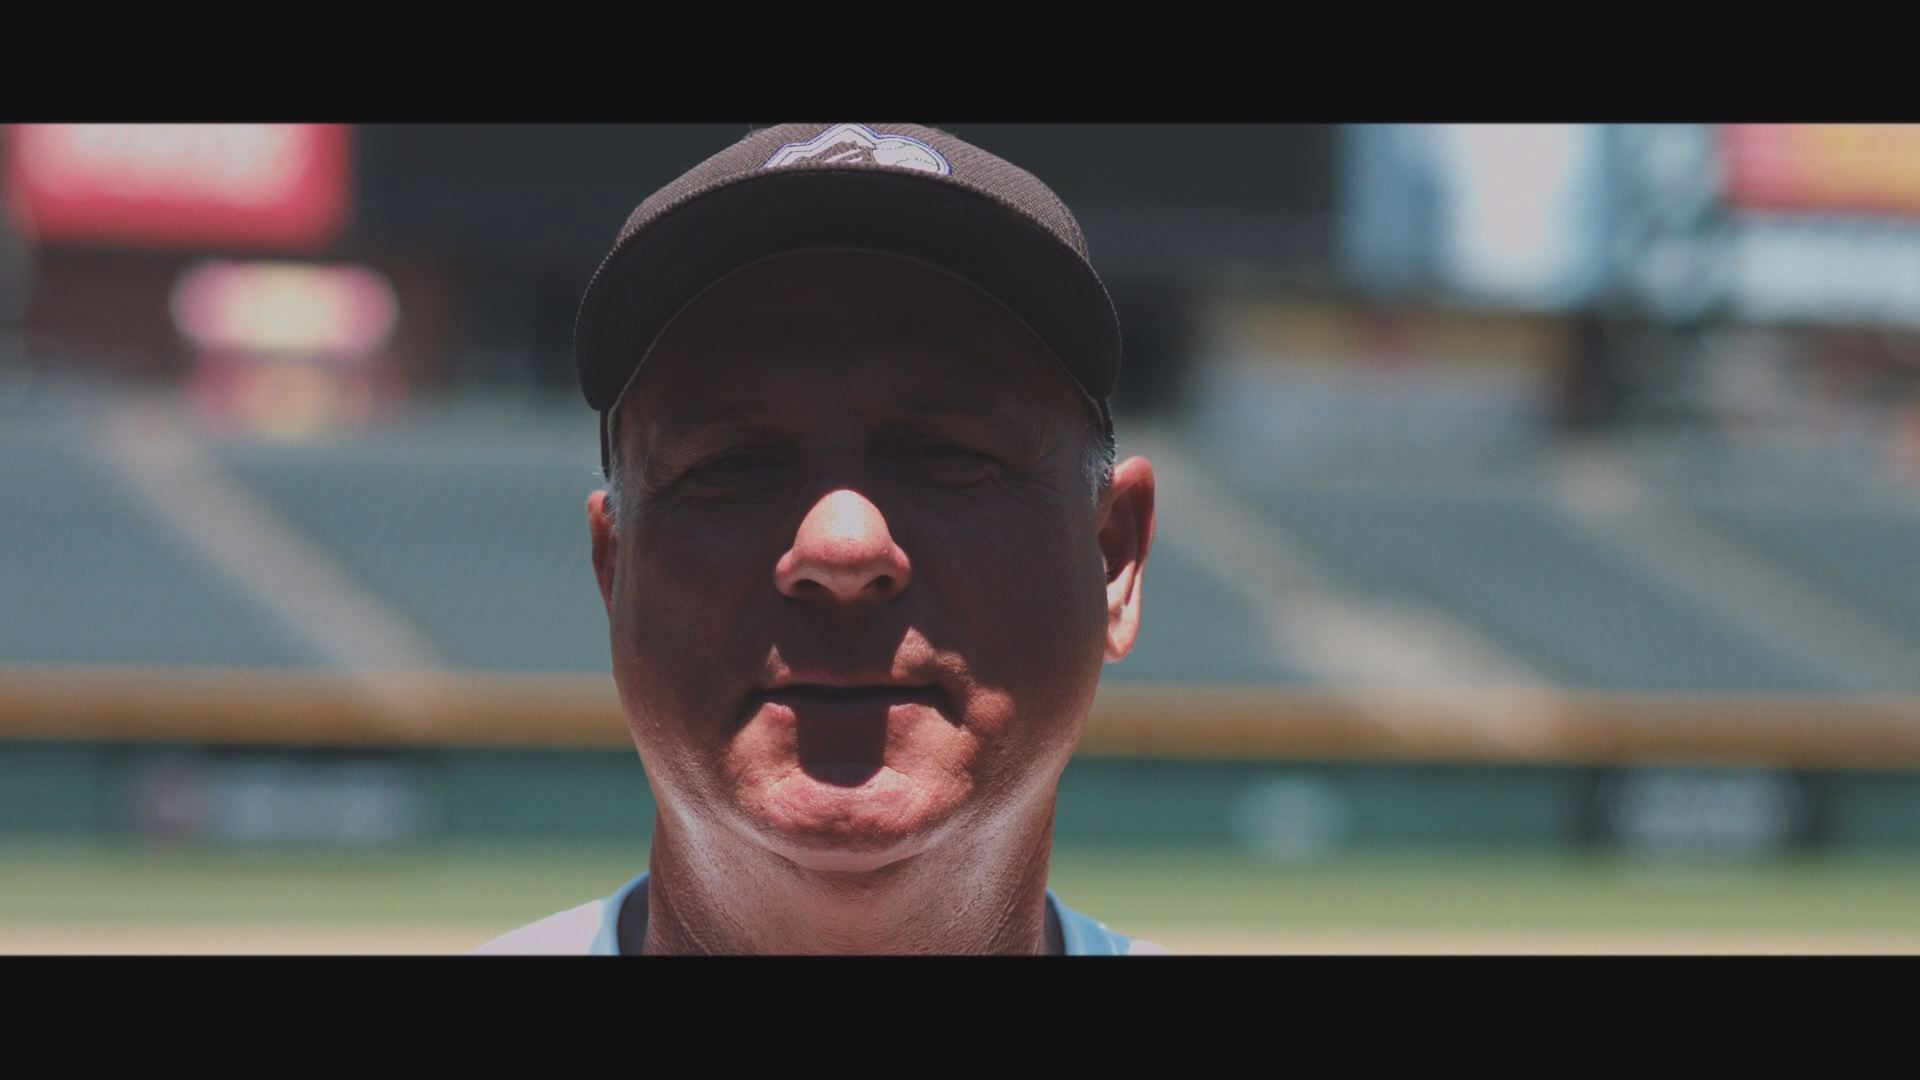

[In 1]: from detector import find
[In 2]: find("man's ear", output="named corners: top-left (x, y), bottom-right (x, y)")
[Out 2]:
top-left (588, 490), bottom-right (618, 618)
top-left (1097, 456), bottom-right (1156, 662)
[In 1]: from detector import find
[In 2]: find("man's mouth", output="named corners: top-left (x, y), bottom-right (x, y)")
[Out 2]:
top-left (751, 683), bottom-right (948, 786)
top-left (758, 684), bottom-right (944, 709)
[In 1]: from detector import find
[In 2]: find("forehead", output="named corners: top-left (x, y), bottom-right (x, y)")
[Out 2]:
top-left (619, 251), bottom-right (1086, 437)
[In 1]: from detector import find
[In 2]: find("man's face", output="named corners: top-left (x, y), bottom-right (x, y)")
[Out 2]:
top-left (590, 251), bottom-right (1130, 874)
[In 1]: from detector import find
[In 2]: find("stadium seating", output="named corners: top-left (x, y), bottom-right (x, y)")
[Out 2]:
top-left (8, 395), bottom-right (1920, 697)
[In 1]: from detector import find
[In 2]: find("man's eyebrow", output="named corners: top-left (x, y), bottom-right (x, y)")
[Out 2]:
top-left (894, 390), bottom-right (1056, 462)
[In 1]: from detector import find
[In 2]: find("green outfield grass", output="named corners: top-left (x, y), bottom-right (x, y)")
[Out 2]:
top-left (6, 843), bottom-right (1920, 937)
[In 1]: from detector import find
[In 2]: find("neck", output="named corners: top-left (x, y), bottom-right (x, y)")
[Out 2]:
top-left (637, 806), bottom-right (1060, 955)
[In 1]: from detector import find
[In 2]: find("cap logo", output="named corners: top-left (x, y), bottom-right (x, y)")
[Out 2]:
top-left (763, 123), bottom-right (951, 176)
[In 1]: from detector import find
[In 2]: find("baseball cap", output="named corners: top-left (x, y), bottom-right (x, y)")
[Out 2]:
top-left (574, 122), bottom-right (1122, 476)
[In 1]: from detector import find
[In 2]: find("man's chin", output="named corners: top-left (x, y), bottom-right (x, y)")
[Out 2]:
top-left (742, 764), bottom-right (958, 873)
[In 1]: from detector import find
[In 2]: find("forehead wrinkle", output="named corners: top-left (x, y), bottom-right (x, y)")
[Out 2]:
top-left (650, 399), bottom-right (775, 446)
top-left (892, 386), bottom-right (1036, 436)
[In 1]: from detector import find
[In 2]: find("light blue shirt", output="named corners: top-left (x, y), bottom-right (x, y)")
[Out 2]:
top-left (477, 871), bottom-right (1168, 955)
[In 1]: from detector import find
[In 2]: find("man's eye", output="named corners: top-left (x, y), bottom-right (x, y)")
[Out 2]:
top-left (691, 450), bottom-right (780, 478)
top-left (895, 442), bottom-right (996, 482)
top-left (912, 442), bottom-right (986, 461)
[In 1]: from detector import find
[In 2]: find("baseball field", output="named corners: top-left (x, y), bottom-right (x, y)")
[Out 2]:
top-left (7, 842), bottom-right (1920, 954)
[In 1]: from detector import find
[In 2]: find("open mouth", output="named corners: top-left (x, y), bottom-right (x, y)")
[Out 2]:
top-left (754, 685), bottom-right (947, 787)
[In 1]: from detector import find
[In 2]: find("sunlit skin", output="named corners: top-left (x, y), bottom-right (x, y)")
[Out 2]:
top-left (586, 251), bottom-right (1155, 954)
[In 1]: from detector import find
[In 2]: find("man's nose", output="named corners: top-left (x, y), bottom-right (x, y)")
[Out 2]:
top-left (774, 488), bottom-right (911, 606)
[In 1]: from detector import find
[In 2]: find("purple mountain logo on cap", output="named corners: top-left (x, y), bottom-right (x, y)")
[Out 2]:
top-left (762, 123), bottom-right (952, 176)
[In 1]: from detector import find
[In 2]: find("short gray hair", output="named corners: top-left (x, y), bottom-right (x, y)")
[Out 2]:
top-left (603, 412), bottom-right (1115, 528)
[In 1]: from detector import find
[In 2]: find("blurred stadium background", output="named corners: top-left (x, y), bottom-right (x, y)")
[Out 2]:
top-left (4, 123), bottom-right (1920, 953)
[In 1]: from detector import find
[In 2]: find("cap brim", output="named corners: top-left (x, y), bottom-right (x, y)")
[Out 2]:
top-left (574, 168), bottom-right (1120, 441)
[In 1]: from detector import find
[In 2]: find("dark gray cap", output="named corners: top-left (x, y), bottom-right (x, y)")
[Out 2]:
top-left (574, 122), bottom-right (1121, 475)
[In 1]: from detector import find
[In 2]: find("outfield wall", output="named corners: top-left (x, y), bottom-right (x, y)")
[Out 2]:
top-left (8, 741), bottom-right (1920, 858)
top-left (5, 666), bottom-right (1920, 856)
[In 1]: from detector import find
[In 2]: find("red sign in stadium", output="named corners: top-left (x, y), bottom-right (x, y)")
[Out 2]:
top-left (1723, 124), bottom-right (1920, 215)
top-left (3, 124), bottom-right (352, 250)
